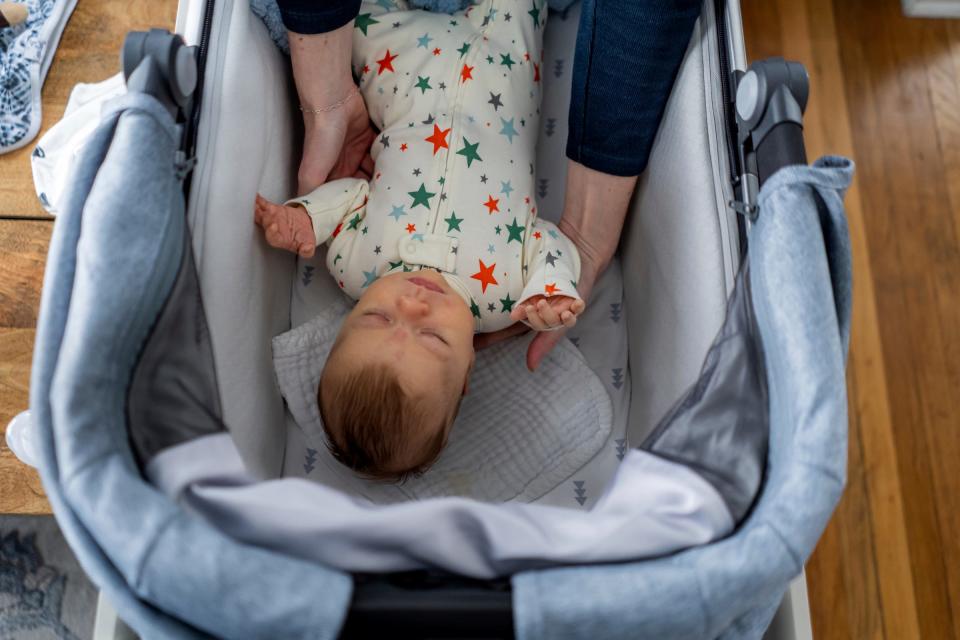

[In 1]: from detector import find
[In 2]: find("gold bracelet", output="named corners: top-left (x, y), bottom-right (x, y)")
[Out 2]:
top-left (299, 85), bottom-right (360, 113)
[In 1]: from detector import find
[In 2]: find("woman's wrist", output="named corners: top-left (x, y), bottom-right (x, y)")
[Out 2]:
top-left (288, 21), bottom-right (356, 110)
top-left (558, 160), bottom-right (638, 276)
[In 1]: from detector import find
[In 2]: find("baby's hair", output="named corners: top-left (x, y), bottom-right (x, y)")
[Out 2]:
top-left (318, 362), bottom-right (460, 482)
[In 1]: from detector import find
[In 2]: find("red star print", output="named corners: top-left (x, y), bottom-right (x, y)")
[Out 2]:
top-left (376, 49), bottom-right (398, 75)
top-left (425, 124), bottom-right (451, 155)
top-left (524, 196), bottom-right (530, 204)
top-left (362, 64), bottom-right (370, 74)
top-left (533, 231), bottom-right (541, 239)
top-left (433, 47), bottom-right (441, 55)
top-left (375, 172), bottom-right (382, 180)
top-left (471, 260), bottom-right (499, 293)
top-left (460, 64), bottom-right (474, 83)
top-left (400, 143), bottom-right (408, 152)
top-left (339, 280), bottom-right (344, 288)
top-left (524, 52), bottom-right (530, 61)
top-left (533, 62), bottom-right (540, 82)
top-left (483, 195), bottom-right (500, 214)
top-left (332, 222), bottom-right (343, 238)
top-left (406, 223), bottom-right (416, 233)
top-left (544, 283), bottom-right (559, 296)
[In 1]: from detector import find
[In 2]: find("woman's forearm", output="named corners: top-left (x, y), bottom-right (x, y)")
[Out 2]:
top-left (558, 160), bottom-right (638, 280)
top-left (288, 21), bottom-right (357, 109)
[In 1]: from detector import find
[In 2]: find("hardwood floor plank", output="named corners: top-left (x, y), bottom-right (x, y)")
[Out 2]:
top-left (0, 329), bottom-right (49, 514)
top-left (0, 221), bottom-right (52, 329)
top-left (797, 1), bottom-right (924, 638)
top-left (833, 1), bottom-right (960, 637)
top-left (0, 0), bottom-right (178, 218)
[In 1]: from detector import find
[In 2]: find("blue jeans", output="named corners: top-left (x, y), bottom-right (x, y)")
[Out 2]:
top-left (276, 0), bottom-right (701, 176)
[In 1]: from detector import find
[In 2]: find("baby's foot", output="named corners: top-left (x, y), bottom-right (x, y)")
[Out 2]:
top-left (254, 194), bottom-right (317, 258)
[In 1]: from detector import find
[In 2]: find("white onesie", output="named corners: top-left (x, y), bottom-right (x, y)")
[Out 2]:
top-left (286, 0), bottom-right (581, 332)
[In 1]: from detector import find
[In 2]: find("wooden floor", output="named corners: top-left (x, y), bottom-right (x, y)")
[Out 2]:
top-left (1, 0), bottom-right (958, 637)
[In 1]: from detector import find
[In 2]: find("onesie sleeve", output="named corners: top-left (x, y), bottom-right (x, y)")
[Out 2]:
top-left (519, 218), bottom-right (583, 310)
top-left (284, 178), bottom-right (370, 245)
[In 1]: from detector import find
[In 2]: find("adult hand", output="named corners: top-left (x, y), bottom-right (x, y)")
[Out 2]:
top-left (299, 95), bottom-right (377, 194)
top-left (288, 22), bottom-right (376, 195)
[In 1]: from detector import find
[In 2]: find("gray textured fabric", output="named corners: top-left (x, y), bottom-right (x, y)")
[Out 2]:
top-left (641, 263), bottom-right (768, 523)
top-left (272, 298), bottom-right (612, 504)
top-left (127, 223), bottom-right (224, 468)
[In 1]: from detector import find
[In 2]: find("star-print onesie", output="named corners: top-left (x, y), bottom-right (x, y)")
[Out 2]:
top-left (286, 0), bottom-right (581, 332)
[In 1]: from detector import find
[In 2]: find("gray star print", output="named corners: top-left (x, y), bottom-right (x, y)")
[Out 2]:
top-left (488, 92), bottom-right (504, 110)
top-left (545, 251), bottom-right (557, 267)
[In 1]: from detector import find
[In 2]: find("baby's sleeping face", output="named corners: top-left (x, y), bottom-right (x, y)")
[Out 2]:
top-left (318, 270), bottom-right (475, 479)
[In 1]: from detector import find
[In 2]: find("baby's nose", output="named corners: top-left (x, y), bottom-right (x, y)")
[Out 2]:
top-left (397, 295), bottom-right (430, 317)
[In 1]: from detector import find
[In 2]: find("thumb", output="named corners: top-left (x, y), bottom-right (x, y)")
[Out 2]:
top-left (527, 328), bottom-right (567, 372)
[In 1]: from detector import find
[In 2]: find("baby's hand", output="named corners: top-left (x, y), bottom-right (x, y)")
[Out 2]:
top-left (510, 295), bottom-right (585, 331)
top-left (254, 194), bottom-right (317, 258)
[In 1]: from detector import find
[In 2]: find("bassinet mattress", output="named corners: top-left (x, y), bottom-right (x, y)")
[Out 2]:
top-left (278, 3), bottom-right (619, 509)
top-left (275, 3), bottom-right (631, 508)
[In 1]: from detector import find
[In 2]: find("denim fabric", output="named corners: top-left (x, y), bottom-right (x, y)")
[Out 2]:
top-left (566, 0), bottom-right (702, 176)
top-left (275, 0), bottom-right (362, 34)
top-left (512, 157), bottom-right (854, 639)
top-left (32, 92), bottom-right (352, 639)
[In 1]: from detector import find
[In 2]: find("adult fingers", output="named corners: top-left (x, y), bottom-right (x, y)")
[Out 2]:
top-left (527, 327), bottom-right (567, 371)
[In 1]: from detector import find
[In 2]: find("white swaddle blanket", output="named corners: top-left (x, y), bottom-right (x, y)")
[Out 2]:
top-left (272, 296), bottom-right (613, 503)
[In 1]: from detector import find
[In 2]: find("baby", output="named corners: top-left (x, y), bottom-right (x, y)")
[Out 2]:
top-left (255, 0), bottom-right (585, 480)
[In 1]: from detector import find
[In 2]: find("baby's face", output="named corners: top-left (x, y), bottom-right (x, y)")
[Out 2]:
top-left (333, 270), bottom-right (476, 399)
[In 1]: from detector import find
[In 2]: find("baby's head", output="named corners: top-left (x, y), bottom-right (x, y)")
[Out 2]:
top-left (319, 269), bottom-right (475, 481)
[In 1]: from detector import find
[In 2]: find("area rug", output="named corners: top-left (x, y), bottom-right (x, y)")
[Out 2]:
top-left (0, 515), bottom-right (96, 640)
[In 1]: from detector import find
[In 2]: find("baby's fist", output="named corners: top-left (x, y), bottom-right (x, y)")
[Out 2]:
top-left (510, 295), bottom-right (585, 331)
top-left (254, 194), bottom-right (317, 258)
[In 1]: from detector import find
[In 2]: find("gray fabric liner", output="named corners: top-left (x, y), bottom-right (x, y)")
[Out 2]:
top-left (128, 226), bottom-right (225, 468)
top-left (640, 262), bottom-right (768, 522)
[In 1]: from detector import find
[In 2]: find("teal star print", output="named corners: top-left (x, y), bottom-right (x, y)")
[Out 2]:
top-left (470, 299), bottom-right (482, 318)
top-left (505, 217), bottom-right (524, 244)
top-left (456, 138), bottom-right (482, 167)
top-left (414, 76), bottom-right (432, 94)
top-left (500, 53), bottom-right (516, 70)
top-left (457, 42), bottom-right (470, 57)
top-left (362, 269), bottom-right (379, 287)
top-left (355, 13), bottom-right (379, 36)
top-left (416, 33), bottom-right (432, 48)
top-left (347, 214), bottom-right (362, 230)
top-left (499, 117), bottom-right (518, 143)
top-left (528, 1), bottom-right (541, 28)
top-left (500, 293), bottom-right (515, 313)
top-left (444, 212), bottom-right (463, 232)
top-left (408, 183), bottom-right (435, 209)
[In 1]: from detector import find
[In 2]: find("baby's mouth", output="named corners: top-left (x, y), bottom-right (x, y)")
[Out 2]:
top-left (409, 276), bottom-right (446, 294)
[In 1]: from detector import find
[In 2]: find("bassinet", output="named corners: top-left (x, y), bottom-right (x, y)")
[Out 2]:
top-left (27, 0), bottom-right (853, 636)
